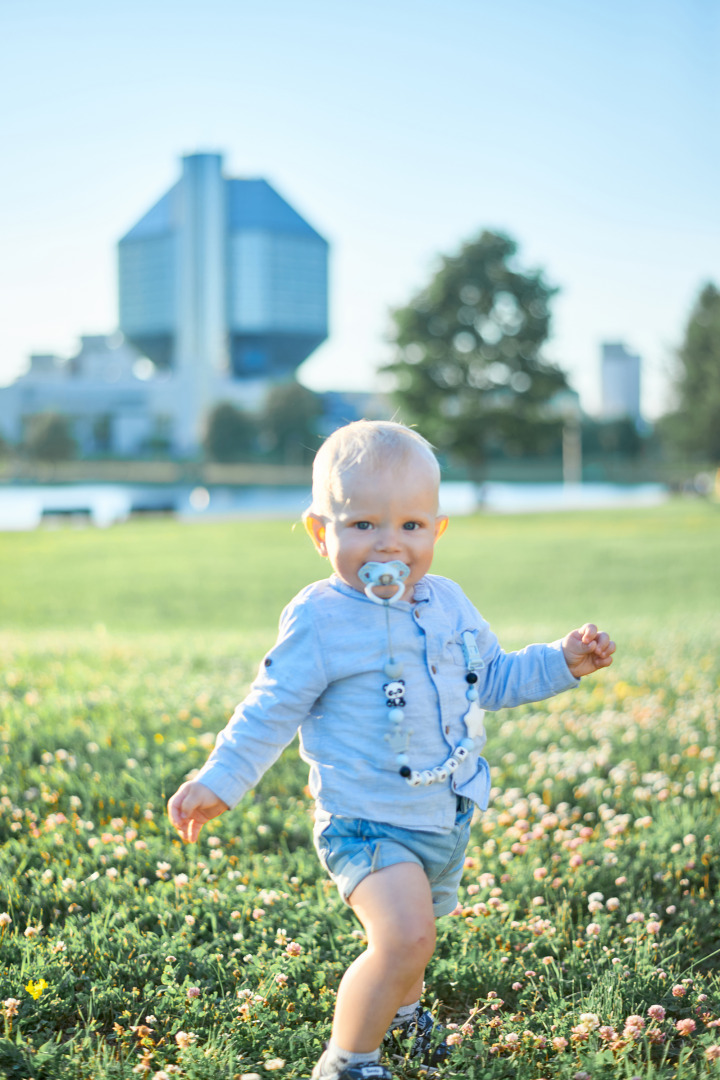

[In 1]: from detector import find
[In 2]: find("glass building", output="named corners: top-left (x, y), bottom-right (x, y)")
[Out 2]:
top-left (118, 152), bottom-right (329, 451)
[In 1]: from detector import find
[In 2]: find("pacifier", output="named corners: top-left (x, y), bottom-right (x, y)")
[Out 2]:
top-left (358, 561), bottom-right (410, 605)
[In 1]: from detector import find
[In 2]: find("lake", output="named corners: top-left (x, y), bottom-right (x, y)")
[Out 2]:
top-left (0, 481), bottom-right (669, 530)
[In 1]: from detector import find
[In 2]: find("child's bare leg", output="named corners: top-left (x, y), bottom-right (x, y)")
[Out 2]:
top-left (331, 861), bottom-right (436, 1053)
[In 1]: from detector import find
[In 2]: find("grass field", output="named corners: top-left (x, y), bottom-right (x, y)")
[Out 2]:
top-left (1, 500), bottom-right (719, 1079)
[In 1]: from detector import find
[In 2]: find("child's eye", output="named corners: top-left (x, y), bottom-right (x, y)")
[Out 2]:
top-left (354, 521), bottom-right (373, 530)
top-left (403, 522), bottom-right (421, 531)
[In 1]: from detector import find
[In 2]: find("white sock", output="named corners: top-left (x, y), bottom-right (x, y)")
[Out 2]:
top-left (387, 1000), bottom-right (420, 1034)
top-left (313, 1039), bottom-right (381, 1078)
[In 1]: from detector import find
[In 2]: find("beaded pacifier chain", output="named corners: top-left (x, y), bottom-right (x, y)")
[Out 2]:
top-left (359, 560), bottom-right (486, 787)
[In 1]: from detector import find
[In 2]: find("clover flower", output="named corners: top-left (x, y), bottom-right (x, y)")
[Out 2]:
top-left (676, 1018), bottom-right (696, 1036)
top-left (174, 1030), bottom-right (197, 1049)
top-left (285, 941), bottom-right (302, 956)
top-left (598, 1025), bottom-right (617, 1041)
top-left (648, 1005), bottom-right (666, 1021)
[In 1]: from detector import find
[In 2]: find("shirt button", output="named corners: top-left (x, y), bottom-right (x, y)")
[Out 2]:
top-left (431, 665), bottom-right (437, 674)
top-left (414, 610), bottom-right (421, 619)
top-left (445, 725), bottom-right (450, 734)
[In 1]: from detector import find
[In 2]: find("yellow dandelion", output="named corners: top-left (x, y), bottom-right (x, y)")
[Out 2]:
top-left (25, 978), bottom-right (48, 1000)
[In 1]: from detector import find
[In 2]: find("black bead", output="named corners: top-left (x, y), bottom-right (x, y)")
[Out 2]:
top-left (399, 765), bottom-right (412, 778)
top-left (466, 672), bottom-right (478, 684)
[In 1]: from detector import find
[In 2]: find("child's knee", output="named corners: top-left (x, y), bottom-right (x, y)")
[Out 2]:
top-left (376, 913), bottom-right (436, 969)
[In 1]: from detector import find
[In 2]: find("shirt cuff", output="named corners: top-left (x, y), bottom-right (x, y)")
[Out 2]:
top-left (548, 638), bottom-right (581, 690)
top-left (192, 762), bottom-right (249, 810)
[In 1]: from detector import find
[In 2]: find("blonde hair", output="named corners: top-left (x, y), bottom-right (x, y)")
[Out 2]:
top-left (307, 420), bottom-right (440, 517)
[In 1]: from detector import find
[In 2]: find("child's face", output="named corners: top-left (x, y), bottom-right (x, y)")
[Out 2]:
top-left (305, 453), bottom-right (448, 600)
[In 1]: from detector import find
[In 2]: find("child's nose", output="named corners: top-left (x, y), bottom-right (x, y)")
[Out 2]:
top-left (375, 527), bottom-right (402, 551)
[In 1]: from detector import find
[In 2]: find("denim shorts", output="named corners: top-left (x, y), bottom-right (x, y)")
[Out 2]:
top-left (313, 797), bottom-right (474, 917)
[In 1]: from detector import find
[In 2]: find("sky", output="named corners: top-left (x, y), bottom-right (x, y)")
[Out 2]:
top-left (1, 0), bottom-right (718, 419)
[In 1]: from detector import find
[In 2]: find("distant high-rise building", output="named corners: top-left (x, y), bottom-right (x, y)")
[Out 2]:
top-left (0, 153), bottom-right (329, 457)
top-left (118, 151), bottom-right (329, 452)
top-left (600, 342), bottom-right (641, 422)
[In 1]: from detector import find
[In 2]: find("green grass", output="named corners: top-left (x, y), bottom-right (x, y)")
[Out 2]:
top-left (1, 499), bottom-right (717, 641)
top-left (0, 499), bottom-right (719, 1079)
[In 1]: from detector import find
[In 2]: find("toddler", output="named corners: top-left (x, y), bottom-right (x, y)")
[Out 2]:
top-left (168, 420), bottom-right (615, 1080)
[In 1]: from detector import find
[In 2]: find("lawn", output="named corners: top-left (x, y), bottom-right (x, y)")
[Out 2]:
top-left (0, 500), bottom-right (718, 1079)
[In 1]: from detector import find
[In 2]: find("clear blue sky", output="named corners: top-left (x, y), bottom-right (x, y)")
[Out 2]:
top-left (1, 0), bottom-right (718, 417)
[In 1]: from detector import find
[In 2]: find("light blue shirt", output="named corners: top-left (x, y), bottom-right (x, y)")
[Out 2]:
top-left (195, 574), bottom-right (579, 833)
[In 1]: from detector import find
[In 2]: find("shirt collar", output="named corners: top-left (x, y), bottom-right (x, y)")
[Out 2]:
top-left (329, 573), bottom-right (431, 606)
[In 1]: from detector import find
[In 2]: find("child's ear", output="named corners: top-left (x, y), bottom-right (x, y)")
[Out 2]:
top-left (304, 513), bottom-right (328, 556)
top-left (434, 515), bottom-right (449, 542)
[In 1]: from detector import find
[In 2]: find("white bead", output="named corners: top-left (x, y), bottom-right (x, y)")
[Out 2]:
top-left (421, 770), bottom-right (435, 786)
top-left (408, 771), bottom-right (422, 787)
top-left (433, 766), bottom-right (448, 782)
top-left (455, 745), bottom-right (469, 761)
top-left (445, 756), bottom-right (459, 772)
top-left (384, 661), bottom-right (404, 678)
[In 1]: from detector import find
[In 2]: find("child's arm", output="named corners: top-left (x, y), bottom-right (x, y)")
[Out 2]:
top-left (167, 593), bottom-right (327, 843)
top-left (168, 781), bottom-right (229, 843)
top-left (562, 623), bottom-right (615, 678)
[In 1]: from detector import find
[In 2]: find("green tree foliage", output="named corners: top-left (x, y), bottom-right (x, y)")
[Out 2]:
top-left (260, 381), bottom-right (322, 464)
top-left (24, 413), bottom-right (76, 460)
top-left (581, 417), bottom-right (643, 459)
top-left (204, 402), bottom-right (257, 462)
top-left (660, 282), bottom-right (720, 462)
top-left (381, 231), bottom-right (569, 470)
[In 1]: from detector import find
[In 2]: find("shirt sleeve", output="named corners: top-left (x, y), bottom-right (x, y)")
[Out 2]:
top-left (193, 594), bottom-right (329, 808)
top-left (473, 618), bottom-right (580, 710)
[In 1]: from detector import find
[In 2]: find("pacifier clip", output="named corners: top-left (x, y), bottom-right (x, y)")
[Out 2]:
top-left (359, 561), bottom-right (486, 788)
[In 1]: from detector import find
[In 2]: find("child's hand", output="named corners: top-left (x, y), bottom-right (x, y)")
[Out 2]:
top-left (562, 623), bottom-right (615, 678)
top-left (167, 781), bottom-right (229, 843)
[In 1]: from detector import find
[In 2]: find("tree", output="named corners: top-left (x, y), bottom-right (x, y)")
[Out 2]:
top-left (660, 282), bottom-right (720, 462)
top-left (259, 382), bottom-right (322, 464)
top-left (204, 403), bottom-right (257, 462)
top-left (381, 230), bottom-right (569, 472)
top-left (24, 413), bottom-right (76, 461)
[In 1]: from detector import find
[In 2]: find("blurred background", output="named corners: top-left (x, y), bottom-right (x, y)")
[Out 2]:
top-left (1, 0), bottom-right (718, 527)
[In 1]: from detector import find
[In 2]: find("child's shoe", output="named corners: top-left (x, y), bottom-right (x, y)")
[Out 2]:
top-left (310, 1054), bottom-right (392, 1079)
top-left (334, 1068), bottom-right (393, 1080)
top-left (388, 1005), bottom-right (449, 1070)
